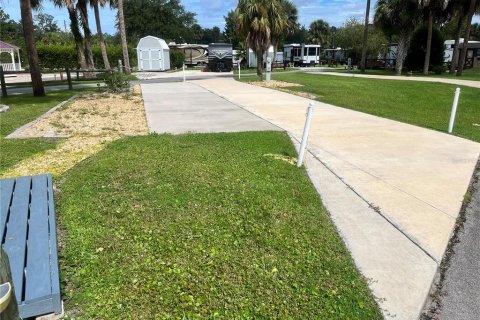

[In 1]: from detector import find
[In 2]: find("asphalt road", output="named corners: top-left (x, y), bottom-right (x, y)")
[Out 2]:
top-left (439, 159), bottom-right (480, 320)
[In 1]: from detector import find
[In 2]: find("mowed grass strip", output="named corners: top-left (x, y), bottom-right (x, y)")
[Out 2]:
top-left (242, 73), bottom-right (480, 142)
top-left (57, 132), bottom-right (381, 319)
top-left (0, 89), bottom-right (98, 172)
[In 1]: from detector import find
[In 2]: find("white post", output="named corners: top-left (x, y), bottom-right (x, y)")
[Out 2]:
top-left (17, 49), bottom-right (22, 70)
top-left (297, 102), bottom-right (315, 168)
top-left (448, 87), bottom-right (461, 133)
top-left (183, 64), bottom-right (186, 82)
top-left (238, 63), bottom-right (241, 80)
top-left (10, 52), bottom-right (16, 71)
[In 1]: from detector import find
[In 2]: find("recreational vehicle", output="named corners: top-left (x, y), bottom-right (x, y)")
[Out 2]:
top-left (283, 44), bottom-right (321, 66)
top-left (208, 43), bottom-right (233, 72)
top-left (174, 44), bottom-right (208, 67)
top-left (445, 39), bottom-right (480, 69)
top-left (323, 48), bottom-right (347, 64)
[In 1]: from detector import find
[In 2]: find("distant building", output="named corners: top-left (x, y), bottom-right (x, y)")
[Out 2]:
top-left (444, 39), bottom-right (480, 69)
top-left (283, 44), bottom-right (321, 66)
top-left (136, 36), bottom-right (170, 71)
top-left (0, 40), bottom-right (23, 71)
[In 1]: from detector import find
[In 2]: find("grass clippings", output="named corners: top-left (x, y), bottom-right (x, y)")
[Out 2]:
top-left (57, 132), bottom-right (381, 319)
top-left (1, 85), bottom-right (148, 178)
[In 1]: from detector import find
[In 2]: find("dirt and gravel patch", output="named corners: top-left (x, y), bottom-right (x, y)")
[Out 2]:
top-left (250, 80), bottom-right (317, 100)
top-left (1, 85), bottom-right (148, 178)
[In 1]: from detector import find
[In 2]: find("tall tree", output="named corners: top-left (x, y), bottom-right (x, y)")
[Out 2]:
top-left (457, 0), bottom-right (478, 75)
top-left (360, 0), bottom-right (371, 72)
top-left (236, 0), bottom-right (296, 77)
top-left (77, 0), bottom-right (95, 71)
top-left (117, 0), bottom-right (131, 74)
top-left (375, 0), bottom-right (422, 75)
top-left (420, 0), bottom-right (448, 75)
top-left (271, 0), bottom-right (298, 60)
top-left (307, 19), bottom-right (330, 46)
top-left (19, 0), bottom-right (45, 96)
top-left (224, 10), bottom-right (243, 48)
top-left (54, 0), bottom-right (88, 70)
top-left (91, 0), bottom-right (110, 69)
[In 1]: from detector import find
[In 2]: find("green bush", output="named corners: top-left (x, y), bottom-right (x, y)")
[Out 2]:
top-left (36, 44), bottom-right (136, 70)
top-left (432, 65), bottom-right (447, 75)
top-left (102, 71), bottom-right (130, 92)
top-left (405, 24), bottom-right (445, 71)
top-left (169, 49), bottom-right (185, 69)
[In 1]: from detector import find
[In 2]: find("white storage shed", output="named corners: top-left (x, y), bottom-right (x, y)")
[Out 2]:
top-left (136, 36), bottom-right (170, 71)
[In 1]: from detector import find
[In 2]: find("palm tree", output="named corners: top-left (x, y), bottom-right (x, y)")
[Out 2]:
top-left (91, 0), bottom-right (110, 69)
top-left (54, 0), bottom-right (88, 70)
top-left (375, 0), bottom-right (422, 75)
top-left (236, 0), bottom-right (288, 78)
top-left (360, 0), bottom-right (371, 72)
top-left (308, 19), bottom-right (330, 46)
top-left (456, 0), bottom-right (479, 75)
top-left (420, 0), bottom-right (448, 75)
top-left (271, 0), bottom-right (298, 63)
top-left (116, 0), bottom-right (131, 74)
top-left (20, 0), bottom-right (45, 96)
top-left (77, 0), bottom-right (95, 72)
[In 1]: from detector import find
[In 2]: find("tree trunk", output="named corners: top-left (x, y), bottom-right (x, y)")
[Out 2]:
top-left (457, 0), bottom-right (477, 76)
top-left (395, 33), bottom-right (409, 75)
top-left (423, 9), bottom-right (433, 75)
top-left (67, 3), bottom-right (87, 70)
top-left (78, 1), bottom-right (95, 78)
top-left (20, 0), bottom-right (45, 96)
top-left (256, 49), bottom-right (264, 79)
top-left (360, 0), bottom-right (371, 72)
top-left (94, 2), bottom-right (110, 70)
top-left (449, 16), bottom-right (464, 74)
top-left (117, 0), bottom-right (131, 74)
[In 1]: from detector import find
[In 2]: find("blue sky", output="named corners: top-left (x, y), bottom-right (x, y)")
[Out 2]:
top-left (2, 0), bottom-right (478, 36)
top-left (1, 0), bottom-right (373, 35)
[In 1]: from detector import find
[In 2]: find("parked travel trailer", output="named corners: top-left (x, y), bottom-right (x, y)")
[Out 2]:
top-left (173, 44), bottom-right (208, 66)
top-left (323, 48), bottom-right (347, 63)
top-left (208, 43), bottom-right (233, 72)
top-left (283, 44), bottom-right (321, 66)
top-left (445, 39), bottom-right (480, 69)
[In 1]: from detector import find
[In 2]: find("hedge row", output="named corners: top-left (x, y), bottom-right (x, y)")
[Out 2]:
top-left (36, 44), bottom-right (136, 69)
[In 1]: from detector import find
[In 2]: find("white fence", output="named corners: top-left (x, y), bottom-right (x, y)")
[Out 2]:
top-left (0, 63), bottom-right (23, 71)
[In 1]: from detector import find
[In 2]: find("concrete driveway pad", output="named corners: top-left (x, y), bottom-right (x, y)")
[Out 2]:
top-left (192, 77), bottom-right (480, 319)
top-left (141, 82), bottom-right (278, 134)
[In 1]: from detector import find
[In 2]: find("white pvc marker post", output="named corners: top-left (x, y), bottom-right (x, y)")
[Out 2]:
top-left (448, 87), bottom-right (461, 133)
top-left (183, 64), bottom-right (186, 82)
top-left (297, 102), bottom-right (315, 168)
top-left (238, 63), bottom-right (241, 80)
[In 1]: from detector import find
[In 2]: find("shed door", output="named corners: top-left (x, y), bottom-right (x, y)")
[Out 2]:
top-left (140, 50), bottom-right (149, 70)
top-left (150, 50), bottom-right (162, 70)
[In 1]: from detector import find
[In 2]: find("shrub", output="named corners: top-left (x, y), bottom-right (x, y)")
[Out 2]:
top-left (101, 71), bottom-right (130, 92)
top-left (170, 49), bottom-right (185, 69)
top-left (36, 44), bottom-right (136, 70)
top-left (405, 24), bottom-right (445, 71)
top-left (432, 65), bottom-right (447, 75)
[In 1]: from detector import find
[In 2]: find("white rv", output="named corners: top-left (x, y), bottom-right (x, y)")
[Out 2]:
top-left (283, 44), bottom-right (320, 66)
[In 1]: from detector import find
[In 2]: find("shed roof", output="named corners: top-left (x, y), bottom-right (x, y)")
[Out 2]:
top-left (137, 36), bottom-right (169, 50)
top-left (0, 40), bottom-right (19, 50)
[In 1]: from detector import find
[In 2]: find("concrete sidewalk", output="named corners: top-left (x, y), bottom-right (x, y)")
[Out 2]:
top-left (140, 82), bottom-right (279, 134)
top-left (313, 72), bottom-right (480, 89)
top-left (192, 77), bottom-right (480, 319)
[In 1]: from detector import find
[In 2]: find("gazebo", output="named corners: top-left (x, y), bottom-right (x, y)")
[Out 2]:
top-left (0, 40), bottom-right (23, 71)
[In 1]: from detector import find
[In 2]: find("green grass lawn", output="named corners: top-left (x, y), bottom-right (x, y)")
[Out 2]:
top-left (334, 68), bottom-right (480, 81)
top-left (57, 132), bottom-right (381, 319)
top-left (0, 89), bottom-right (97, 172)
top-left (240, 73), bottom-right (480, 142)
top-left (233, 67), bottom-right (299, 75)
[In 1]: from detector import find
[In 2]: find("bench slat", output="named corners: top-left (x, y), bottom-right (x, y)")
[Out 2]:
top-left (4, 175), bottom-right (31, 302)
top-left (25, 174), bottom-right (52, 300)
top-left (47, 174), bottom-right (62, 313)
top-left (0, 178), bottom-right (15, 240)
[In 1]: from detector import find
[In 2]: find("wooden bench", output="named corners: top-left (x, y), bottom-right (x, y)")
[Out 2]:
top-left (1, 174), bottom-right (62, 318)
